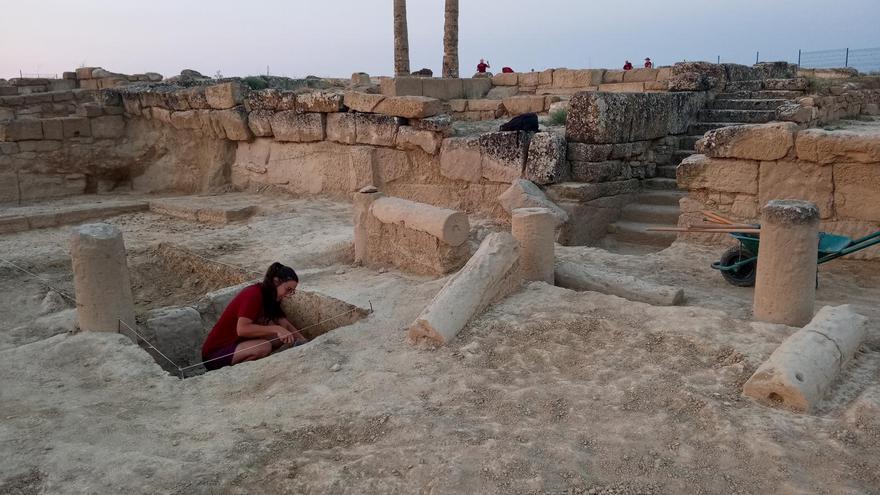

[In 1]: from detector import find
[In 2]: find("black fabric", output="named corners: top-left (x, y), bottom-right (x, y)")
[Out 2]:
top-left (499, 113), bottom-right (539, 132)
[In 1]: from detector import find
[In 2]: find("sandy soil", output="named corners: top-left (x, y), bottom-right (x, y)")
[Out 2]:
top-left (1, 193), bottom-right (879, 494)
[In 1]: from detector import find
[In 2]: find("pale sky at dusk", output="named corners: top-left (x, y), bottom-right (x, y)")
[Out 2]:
top-left (1, 0), bottom-right (878, 80)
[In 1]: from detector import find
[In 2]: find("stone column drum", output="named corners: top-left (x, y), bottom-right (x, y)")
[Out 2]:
top-left (70, 223), bottom-right (136, 333)
top-left (353, 186), bottom-right (381, 264)
top-left (511, 207), bottom-right (556, 284)
top-left (753, 200), bottom-right (820, 326)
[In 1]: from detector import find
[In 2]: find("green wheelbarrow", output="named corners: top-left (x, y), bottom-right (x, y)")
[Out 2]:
top-left (711, 229), bottom-right (880, 287)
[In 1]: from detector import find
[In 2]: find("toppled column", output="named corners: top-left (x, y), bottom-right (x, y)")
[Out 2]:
top-left (555, 261), bottom-right (685, 306)
top-left (371, 196), bottom-right (469, 246)
top-left (353, 185), bottom-right (381, 264)
top-left (408, 232), bottom-right (520, 345)
top-left (743, 305), bottom-right (868, 413)
top-left (70, 223), bottom-right (136, 332)
top-left (753, 200), bottom-right (820, 326)
top-left (511, 208), bottom-right (556, 283)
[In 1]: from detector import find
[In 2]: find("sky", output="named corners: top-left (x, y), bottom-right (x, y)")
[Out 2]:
top-left (1, 0), bottom-right (878, 80)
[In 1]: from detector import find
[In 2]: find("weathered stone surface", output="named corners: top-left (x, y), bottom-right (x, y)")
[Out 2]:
top-left (498, 179), bottom-right (569, 223)
top-left (677, 154), bottom-right (758, 194)
top-left (326, 112), bottom-right (357, 144)
top-left (247, 110), bottom-right (274, 137)
top-left (183, 87), bottom-right (210, 109)
top-left (468, 99), bottom-right (504, 112)
top-left (553, 69), bottom-right (604, 88)
top-left (344, 91), bottom-right (385, 113)
top-left (354, 113), bottom-right (398, 146)
top-left (277, 91), bottom-right (299, 111)
top-left (623, 68), bottom-right (659, 83)
top-left (143, 306), bottom-right (205, 368)
top-left (546, 179), bottom-right (639, 203)
top-left (524, 132), bottom-right (567, 185)
top-left (243, 89), bottom-right (281, 111)
top-left (374, 96), bottom-right (442, 118)
top-left (90, 115), bottom-right (125, 139)
top-left (555, 195), bottom-right (633, 246)
top-left (61, 117), bottom-right (91, 138)
top-left (503, 95), bottom-right (546, 116)
top-left (480, 131), bottom-right (530, 183)
top-left (486, 86), bottom-right (519, 100)
top-left (18, 173), bottom-right (86, 201)
top-left (760, 161), bottom-right (834, 219)
top-left (422, 78), bottom-right (464, 100)
top-left (610, 141), bottom-right (650, 160)
top-left (566, 92), bottom-right (669, 144)
top-left (667, 92), bottom-right (709, 135)
top-left (602, 70), bottom-right (624, 83)
top-left (440, 136), bottom-right (482, 183)
top-left (795, 129), bottom-right (880, 164)
top-left (462, 78), bottom-right (492, 99)
top-left (721, 63), bottom-right (761, 82)
top-left (297, 91), bottom-right (344, 113)
top-left (570, 161), bottom-right (631, 182)
top-left (75, 67), bottom-right (97, 79)
top-left (449, 99), bottom-right (468, 112)
top-left (697, 122), bottom-right (797, 161)
top-left (833, 163), bottom-right (880, 221)
top-left (271, 111), bottom-right (325, 142)
top-left (598, 82), bottom-right (646, 93)
top-left (670, 62), bottom-right (723, 90)
top-left (755, 62), bottom-right (797, 79)
top-left (410, 114), bottom-right (452, 133)
top-left (0, 120), bottom-right (43, 141)
top-left (492, 72), bottom-right (519, 86)
top-left (205, 82), bottom-right (244, 109)
top-left (213, 106), bottom-right (252, 141)
top-left (567, 143), bottom-right (612, 162)
top-left (380, 77), bottom-right (423, 97)
top-left (396, 126), bottom-right (442, 154)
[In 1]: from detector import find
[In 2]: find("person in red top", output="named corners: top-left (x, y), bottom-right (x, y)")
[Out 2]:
top-left (623, 60), bottom-right (633, 71)
top-left (201, 262), bottom-right (307, 371)
top-left (476, 58), bottom-right (490, 73)
top-left (644, 57), bottom-right (653, 68)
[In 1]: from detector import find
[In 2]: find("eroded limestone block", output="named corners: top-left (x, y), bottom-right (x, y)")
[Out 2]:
top-left (833, 163), bottom-right (880, 222)
top-left (570, 160), bottom-right (631, 183)
top-left (546, 180), bottom-right (639, 203)
top-left (326, 112), bottom-right (357, 144)
top-left (354, 113), bottom-right (398, 146)
top-left (503, 95), bottom-right (546, 116)
top-left (566, 92), bottom-right (669, 144)
top-left (297, 91), bottom-right (344, 113)
top-left (553, 69), bottom-right (604, 88)
top-left (524, 132), bottom-right (567, 185)
top-left (512, 208), bottom-right (557, 283)
top-left (143, 306), bottom-right (206, 368)
top-left (205, 82), bottom-right (244, 109)
top-left (370, 196), bottom-right (469, 246)
top-left (567, 143), bottom-right (612, 162)
top-left (408, 232), bottom-right (521, 346)
top-left (480, 131), bottom-right (530, 183)
top-left (410, 114), bottom-right (452, 133)
top-left (247, 110), bottom-right (274, 137)
top-left (396, 126), bottom-right (442, 154)
top-left (759, 161), bottom-right (833, 219)
top-left (271, 111), bottom-right (325, 142)
top-left (90, 115), bottom-right (125, 139)
top-left (0, 120), bottom-right (43, 141)
top-left (213, 106), bottom-right (252, 141)
top-left (743, 305), bottom-right (868, 413)
top-left (344, 91), bottom-right (385, 113)
top-left (374, 96), bottom-right (443, 119)
top-left (244, 89), bottom-right (282, 111)
top-left (440, 136), bottom-right (482, 183)
top-left (697, 122), bottom-right (797, 161)
top-left (676, 154), bottom-right (759, 194)
top-left (795, 128), bottom-right (880, 164)
top-left (491, 72), bottom-right (519, 86)
top-left (498, 179), bottom-right (569, 223)
top-left (668, 61), bottom-right (723, 91)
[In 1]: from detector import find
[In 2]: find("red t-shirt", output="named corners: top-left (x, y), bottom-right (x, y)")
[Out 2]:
top-left (477, 62), bottom-right (489, 73)
top-left (202, 284), bottom-right (264, 357)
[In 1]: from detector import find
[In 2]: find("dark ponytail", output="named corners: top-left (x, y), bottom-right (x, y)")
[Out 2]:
top-left (261, 262), bottom-right (298, 320)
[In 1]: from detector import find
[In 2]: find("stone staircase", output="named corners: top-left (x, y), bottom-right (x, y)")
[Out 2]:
top-left (602, 78), bottom-right (806, 252)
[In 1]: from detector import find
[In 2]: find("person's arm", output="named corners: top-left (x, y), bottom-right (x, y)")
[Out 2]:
top-left (236, 317), bottom-right (294, 344)
top-left (275, 317), bottom-right (308, 344)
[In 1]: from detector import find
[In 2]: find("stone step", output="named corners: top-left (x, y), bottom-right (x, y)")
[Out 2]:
top-left (606, 221), bottom-right (678, 247)
top-left (698, 109), bottom-right (777, 123)
top-left (643, 177), bottom-right (679, 190)
top-left (671, 149), bottom-right (695, 164)
top-left (638, 189), bottom-right (686, 206)
top-left (619, 203), bottom-right (680, 224)
top-left (724, 80), bottom-right (764, 92)
top-left (763, 78), bottom-right (809, 91)
top-left (716, 90), bottom-right (804, 100)
top-left (656, 165), bottom-right (677, 179)
top-left (688, 122), bottom-right (745, 135)
top-left (677, 135), bottom-right (703, 150)
top-left (707, 98), bottom-right (787, 111)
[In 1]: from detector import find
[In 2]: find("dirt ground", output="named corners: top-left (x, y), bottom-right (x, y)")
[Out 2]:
top-left (1, 193), bottom-right (879, 494)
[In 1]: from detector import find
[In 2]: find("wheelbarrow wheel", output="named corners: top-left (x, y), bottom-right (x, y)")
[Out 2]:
top-left (719, 246), bottom-right (757, 287)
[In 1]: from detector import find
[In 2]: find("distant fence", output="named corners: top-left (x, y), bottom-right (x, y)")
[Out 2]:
top-left (799, 47), bottom-right (880, 74)
top-left (18, 72), bottom-right (59, 79)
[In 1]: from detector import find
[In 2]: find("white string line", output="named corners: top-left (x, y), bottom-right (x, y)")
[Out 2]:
top-left (0, 257), bottom-right (77, 304)
top-left (162, 245), bottom-right (263, 277)
top-left (118, 319), bottom-right (183, 374)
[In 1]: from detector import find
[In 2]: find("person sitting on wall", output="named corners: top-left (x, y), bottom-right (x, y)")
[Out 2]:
top-left (201, 262), bottom-right (307, 371)
top-left (477, 58), bottom-right (491, 73)
top-left (623, 60), bottom-right (633, 70)
top-left (644, 57), bottom-right (653, 68)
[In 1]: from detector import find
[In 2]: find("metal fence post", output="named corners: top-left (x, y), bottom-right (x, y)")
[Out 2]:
top-left (798, 49), bottom-right (801, 67)
top-left (845, 48), bottom-right (849, 67)
top-left (756, 51), bottom-right (760, 64)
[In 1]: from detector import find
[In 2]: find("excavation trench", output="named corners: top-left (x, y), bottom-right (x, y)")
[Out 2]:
top-left (127, 244), bottom-right (369, 377)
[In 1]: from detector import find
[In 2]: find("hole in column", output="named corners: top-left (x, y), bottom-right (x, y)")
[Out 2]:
top-left (767, 392), bottom-right (784, 404)
top-left (795, 372), bottom-right (804, 382)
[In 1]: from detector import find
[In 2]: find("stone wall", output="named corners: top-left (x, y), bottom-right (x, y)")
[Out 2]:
top-left (678, 122), bottom-right (880, 259)
top-left (778, 87), bottom-right (880, 126)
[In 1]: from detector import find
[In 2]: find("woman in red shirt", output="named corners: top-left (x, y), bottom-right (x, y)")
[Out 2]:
top-left (201, 262), bottom-right (307, 371)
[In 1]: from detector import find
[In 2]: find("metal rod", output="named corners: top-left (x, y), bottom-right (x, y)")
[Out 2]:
top-left (756, 51), bottom-right (759, 64)
top-left (798, 49), bottom-right (801, 67)
top-left (845, 47), bottom-right (849, 67)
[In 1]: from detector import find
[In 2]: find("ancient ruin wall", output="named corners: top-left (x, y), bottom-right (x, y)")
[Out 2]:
top-left (678, 122), bottom-right (880, 259)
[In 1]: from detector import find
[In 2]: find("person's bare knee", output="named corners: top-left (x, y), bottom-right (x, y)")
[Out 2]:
top-left (232, 339), bottom-right (272, 364)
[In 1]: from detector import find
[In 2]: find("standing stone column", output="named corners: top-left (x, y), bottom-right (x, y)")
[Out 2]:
top-left (70, 223), bottom-right (136, 333)
top-left (353, 186), bottom-right (381, 265)
top-left (753, 200), bottom-right (820, 326)
top-left (511, 207), bottom-right (556, 284)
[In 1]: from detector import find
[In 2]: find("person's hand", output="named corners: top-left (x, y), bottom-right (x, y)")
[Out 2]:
top-left (274, 326), bottom-right (295, 345)
top-left (293, 331), bottom-right (309, 346)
